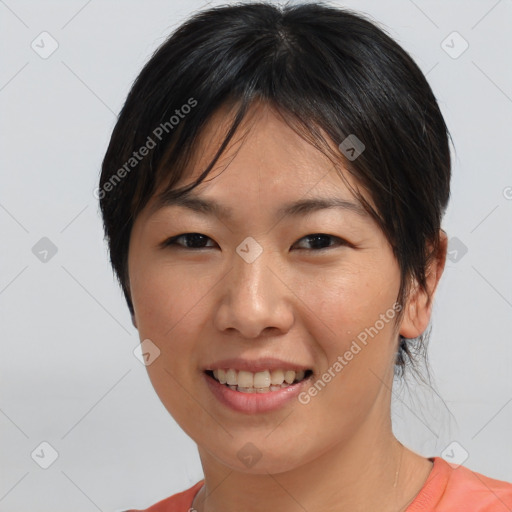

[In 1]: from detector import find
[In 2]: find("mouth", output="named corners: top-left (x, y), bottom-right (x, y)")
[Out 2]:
top-left (204, 368), bottom-right (314, 394)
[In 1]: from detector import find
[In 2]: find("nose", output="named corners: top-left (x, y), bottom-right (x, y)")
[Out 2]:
top-left (213, 247), bottom-right (295, 339)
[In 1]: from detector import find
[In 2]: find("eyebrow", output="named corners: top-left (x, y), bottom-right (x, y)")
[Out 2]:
top-left (151, 190), bottom-right (368, 221)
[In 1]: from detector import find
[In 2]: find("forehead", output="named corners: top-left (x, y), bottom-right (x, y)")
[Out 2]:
top-left (147, 100), bottom-right (375, 220)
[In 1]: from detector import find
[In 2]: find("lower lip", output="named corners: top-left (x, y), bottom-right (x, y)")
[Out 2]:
top-left (204, 372), bottom-right (312, 414)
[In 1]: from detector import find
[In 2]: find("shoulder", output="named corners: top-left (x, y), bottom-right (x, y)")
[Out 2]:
top-left (124, 480), bottom-right (204, 512)
top-left (408, 457), bottom-right (512, 512)
top-left (443, 458), bottom-right (512, 510)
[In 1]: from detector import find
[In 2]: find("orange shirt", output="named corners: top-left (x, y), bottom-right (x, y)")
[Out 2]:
top-left (127, 457), bottom-right (512, 511)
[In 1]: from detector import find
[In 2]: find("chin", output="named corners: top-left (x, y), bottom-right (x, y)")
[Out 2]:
top-left (204, 441), bottom-right (312, 475)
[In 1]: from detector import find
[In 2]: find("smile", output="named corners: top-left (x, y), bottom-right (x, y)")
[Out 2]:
top-left (206, 368), bottom-right (312, 393)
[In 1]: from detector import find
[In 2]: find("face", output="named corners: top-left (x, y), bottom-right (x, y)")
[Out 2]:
top-left (128, 102), bottom-right (410, 474)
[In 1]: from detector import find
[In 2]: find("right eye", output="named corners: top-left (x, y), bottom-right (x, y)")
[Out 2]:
top-left (161, 233), bottom-right (217, 250)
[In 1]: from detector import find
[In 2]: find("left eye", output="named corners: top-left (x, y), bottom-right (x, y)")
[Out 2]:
top-left (292, 233), bottom-right (346, 250)
top-left (162, 233), bottom-right (347, 251)
top-left (162, 233), bottom-right (216, 249)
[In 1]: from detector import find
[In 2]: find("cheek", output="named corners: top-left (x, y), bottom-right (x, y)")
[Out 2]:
top-left (298, 262), bottom-right (401, 404)
top-left (131, 263), bottom-right (208, 419)
top-left (130, 260), bottom-right (205, 338)
top-left (300, 271), bottom-right (400, 426)
top-left (301, 263), bottom-right (397, 345)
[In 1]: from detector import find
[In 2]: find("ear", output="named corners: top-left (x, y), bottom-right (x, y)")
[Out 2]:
top-left (399, 230), bottom-right (448, 339)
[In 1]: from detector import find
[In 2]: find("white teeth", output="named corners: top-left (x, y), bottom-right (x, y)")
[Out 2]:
top-left (253, 370), bottom-right (271, 388)
top-left (210, 368), bottom-right (309, 392)
top-left (284, 370), bottom-right (295, 384)
top-left (237, 370), bottom-right (253, 388)
top-left (216, 368), bottom-right (227, 384)
top-left (270, 369), bottom-right (285, 385)
top-left (226, 369), bottom-right (237, 385)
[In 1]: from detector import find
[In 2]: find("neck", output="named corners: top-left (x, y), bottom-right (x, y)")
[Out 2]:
top-left (192, 407), bottom-right (432, 512)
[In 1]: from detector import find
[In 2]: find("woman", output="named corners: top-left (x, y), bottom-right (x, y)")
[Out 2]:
top-left (99, 3), bottom-right (512, 511)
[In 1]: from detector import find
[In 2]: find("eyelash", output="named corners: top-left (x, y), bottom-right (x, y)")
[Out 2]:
top-left (161, 233), bottom-right (350, 251)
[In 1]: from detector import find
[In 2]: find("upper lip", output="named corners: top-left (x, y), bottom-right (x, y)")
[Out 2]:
top-left (204, 357), bottom-right (312, 373)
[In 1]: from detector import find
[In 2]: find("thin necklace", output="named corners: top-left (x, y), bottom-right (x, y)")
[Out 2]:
top-left (394, 441), bottom-right (404, 488)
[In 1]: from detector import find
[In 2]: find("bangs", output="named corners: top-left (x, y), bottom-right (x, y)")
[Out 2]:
top-left (150, 94), bottom-right (382, 234)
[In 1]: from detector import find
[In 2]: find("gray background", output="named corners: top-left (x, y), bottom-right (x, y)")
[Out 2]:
top-left (1, 0), bottom-right (511, 511)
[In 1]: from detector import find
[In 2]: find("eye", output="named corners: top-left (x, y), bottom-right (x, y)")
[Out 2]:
top-left (292, 233), bottom-right (348, 251)
top-left (161, 233), bottom-right (216, 250)
top-left (161, 232), bottom-right (349, 251)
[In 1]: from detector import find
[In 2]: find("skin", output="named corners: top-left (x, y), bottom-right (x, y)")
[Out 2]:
top-left (128, 101), bottom-right (448, 512)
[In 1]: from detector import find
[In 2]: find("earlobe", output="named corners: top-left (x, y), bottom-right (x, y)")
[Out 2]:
top-left (399, 279), bottom-right (423, 339)
top-left (399, 230), bottom-right (448, 339)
